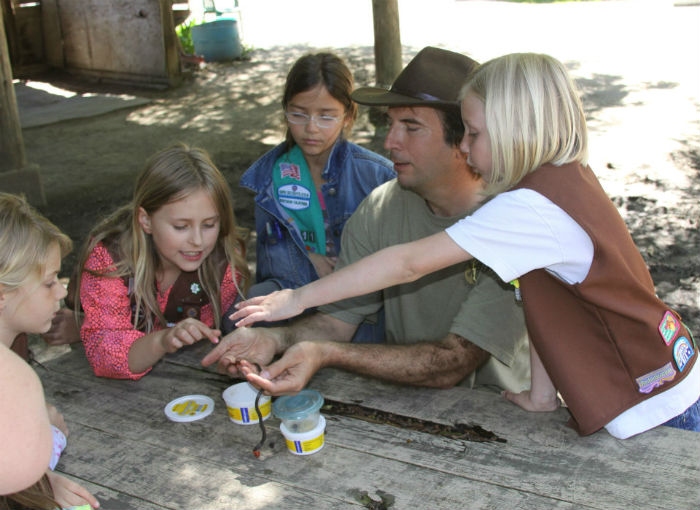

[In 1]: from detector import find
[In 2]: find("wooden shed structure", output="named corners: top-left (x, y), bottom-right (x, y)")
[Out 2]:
top-left (1, 0), bottom-right (182, 204)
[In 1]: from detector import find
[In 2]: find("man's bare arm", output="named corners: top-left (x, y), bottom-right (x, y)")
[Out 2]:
top-left (320, 333), bottom-right (489, 388)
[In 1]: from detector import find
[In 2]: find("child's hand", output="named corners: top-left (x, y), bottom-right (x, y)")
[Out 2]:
top-left (46, 403), bottom-right (69, 438)
top-left (46, 470), bottom-right (100, 509)
top-left (502, 389), bottom-right (561, 412)
top-left (230, 289), bottom-right (303, 328)
top-left (42, 308), bottom-right (81, 345)
top-left (160, 318), bottom-right (220, 353)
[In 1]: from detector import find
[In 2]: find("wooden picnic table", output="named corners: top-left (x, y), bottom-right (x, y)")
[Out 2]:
top-left (37, 342), bottom-right (699, 510)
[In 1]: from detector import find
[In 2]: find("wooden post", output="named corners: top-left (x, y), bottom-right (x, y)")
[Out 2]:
top-left (159, 0), bottom-right (181, 85)
top-left (42, 0), bottom-right (65, 69)
top-left (1, 2), bottom-right (25, 170)
top-left (0, 2), bottom-right (46, 205)
top-left (371, 0), bottom-right (402, 88)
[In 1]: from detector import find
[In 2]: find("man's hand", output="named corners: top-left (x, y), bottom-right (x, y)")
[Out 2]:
top-left (243, 341), bottom-right (324, 395)
top-left (201, 327), bottom-right (278, 378)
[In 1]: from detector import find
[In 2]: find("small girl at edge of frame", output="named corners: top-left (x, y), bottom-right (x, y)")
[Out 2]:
top-left (231, 53), bottom-right (699, 439)
top-left (0, 193), bottom-right (99, 509)
top-left (75, 143), bottom-right (250, 380)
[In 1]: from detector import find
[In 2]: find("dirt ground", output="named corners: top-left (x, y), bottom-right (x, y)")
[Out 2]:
top-left (18, 0), bottom-right (700, 334)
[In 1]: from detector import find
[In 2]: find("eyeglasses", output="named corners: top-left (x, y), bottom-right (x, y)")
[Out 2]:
top-left (285, 111), bottom-right (343, 129)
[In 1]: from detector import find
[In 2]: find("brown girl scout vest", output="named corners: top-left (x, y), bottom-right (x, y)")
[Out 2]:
top-left (515, 162), bottom-right (696, 435)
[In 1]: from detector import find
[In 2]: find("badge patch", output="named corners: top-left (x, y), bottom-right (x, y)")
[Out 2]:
top-left (658, 310), bottom-right (680, 345)
top-left (636, 362), bottom-right (676, 394)
top-left (673, 337), bottom-right (695, 372)
top-left (278, 184), bottom-right (311, 210)
top-left (280, 162), bottom-right (301, 181)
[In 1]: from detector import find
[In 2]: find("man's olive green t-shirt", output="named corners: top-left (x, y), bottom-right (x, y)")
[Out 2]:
top-left (319, 180), bottom-right (530, 392)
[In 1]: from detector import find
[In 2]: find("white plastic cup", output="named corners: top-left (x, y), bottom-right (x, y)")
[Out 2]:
top-left (279, 415), bottom-right (326, 455)
top-left (222, 382), bottom-right (271, 425)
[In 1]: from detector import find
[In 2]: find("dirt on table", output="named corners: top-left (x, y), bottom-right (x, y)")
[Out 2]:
top-left (20, 44), bottom-right (700, 335)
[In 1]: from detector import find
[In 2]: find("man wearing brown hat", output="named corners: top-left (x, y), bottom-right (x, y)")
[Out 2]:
top-left (203, 47), bottom-right (529, 394)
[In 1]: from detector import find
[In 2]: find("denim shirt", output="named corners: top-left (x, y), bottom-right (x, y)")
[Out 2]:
top-left (240, 139), bottom-right (395, 291)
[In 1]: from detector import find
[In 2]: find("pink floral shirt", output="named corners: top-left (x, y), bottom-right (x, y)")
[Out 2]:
top-left (80, 242), bottom-right (240, 380)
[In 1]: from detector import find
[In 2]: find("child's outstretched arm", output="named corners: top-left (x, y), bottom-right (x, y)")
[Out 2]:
top-left (503, 342), bottom-right (560, 412)
top-left (232, 231), bottom-right (472, 327)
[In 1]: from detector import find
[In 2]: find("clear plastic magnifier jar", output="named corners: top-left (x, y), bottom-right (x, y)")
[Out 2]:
top-left (272, 389), bottom-right (324, 433)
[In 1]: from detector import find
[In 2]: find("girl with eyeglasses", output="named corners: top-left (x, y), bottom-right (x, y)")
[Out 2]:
top-left (223, 52), bottom-right (395, 339)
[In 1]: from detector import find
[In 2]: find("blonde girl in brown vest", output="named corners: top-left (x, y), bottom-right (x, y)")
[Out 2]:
top-left (0, 193), bottom-right (99, 509)
top-left (230, 53), bottom-right (699, 439)
top-left (75, 143), bottom-right (249, 380)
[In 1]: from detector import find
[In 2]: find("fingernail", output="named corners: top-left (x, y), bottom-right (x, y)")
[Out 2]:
top-left (212, 337), bottom-right (219, 344)
top-left (261, 370), bottom-right (270, 379)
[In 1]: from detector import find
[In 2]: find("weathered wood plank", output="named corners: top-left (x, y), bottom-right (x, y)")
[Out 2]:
top-left (38, 350), bottom-right (582, 509)
top-left (57, 423), bottom-right (357, 510)
top-left (42, 376), bottom-right (584, 508)
top-left (309, 369), bottom-right (700, 510)
top-left (39, 347), bottom-right (699, 510)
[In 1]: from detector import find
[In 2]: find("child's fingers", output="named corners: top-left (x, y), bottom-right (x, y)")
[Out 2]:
top-left (174, 321), bottom-right (218, 346)
top-left (200, 327), bottom-right (221, 344)
top-left (229, 304), bottom-right (258, 321)
top-left (232, 307), bottom-right (268, 328)
top-left (234, 295), bottom-right (269, 310)
top-left (72, 482), bottom-right (100, 508)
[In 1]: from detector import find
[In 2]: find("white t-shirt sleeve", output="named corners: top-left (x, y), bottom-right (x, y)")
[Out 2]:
top-left (446, 189), bottom-right (593, 284)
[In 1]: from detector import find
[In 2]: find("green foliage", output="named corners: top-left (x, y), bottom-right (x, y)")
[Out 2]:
top-left (176, 19), bottom-right (197, 54)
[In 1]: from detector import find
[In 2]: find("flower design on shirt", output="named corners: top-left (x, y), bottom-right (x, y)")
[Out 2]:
top-left (190, 283), bottom-right (201, 295)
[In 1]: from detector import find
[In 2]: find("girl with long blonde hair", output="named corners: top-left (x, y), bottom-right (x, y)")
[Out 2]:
top-left (76, 143), bottom-right (249, 379)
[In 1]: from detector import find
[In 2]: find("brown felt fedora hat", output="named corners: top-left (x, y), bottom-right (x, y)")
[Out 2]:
top-left (352, 47), bottom-right (478, 108)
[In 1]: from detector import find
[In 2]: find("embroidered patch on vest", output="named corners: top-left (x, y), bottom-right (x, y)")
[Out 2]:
top-left (673, 337), bottom-right (695, 372)
top-left (636, 362), bottom-right (676, 394)
top-left (658, 310), bottom-right (680, 345)
top-left (278, 184), bottom-right (311, 210)
top-left (280, 162), bottom-right (301, 181)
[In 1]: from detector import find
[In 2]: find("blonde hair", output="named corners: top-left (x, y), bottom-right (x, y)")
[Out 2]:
top-left (0, 474), bottom-right (57, 509)
top-left (461, 53), bottom-right (588, 195)
top-left (76, 143), bottom-right (250, 331)
top-left (0, 193), bottom-right (72, 292)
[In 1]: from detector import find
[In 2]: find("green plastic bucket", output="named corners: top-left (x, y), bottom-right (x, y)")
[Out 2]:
top-left (191, 19), bottom-right (241, 62)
